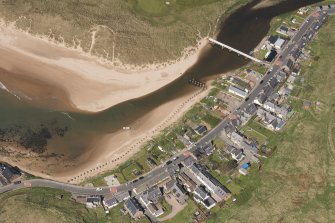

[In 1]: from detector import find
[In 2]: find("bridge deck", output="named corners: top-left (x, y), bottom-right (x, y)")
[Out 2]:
top-left (208, 38), bottom-right (262, 64)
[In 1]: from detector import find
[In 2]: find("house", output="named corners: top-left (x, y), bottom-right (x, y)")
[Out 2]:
top-left (276, 25), bottom-right (289, 36)
top-left (86, 196), bottom-right (101, 208)
top-left (230, 131), bottom-right (244, 146)
top-left (165, 180), bottom-right (188, 204)
top-left (268, 35), bottom-right (279, 46)
top-left (267, 35), bottom-right (285, 49)
top-left (115, 191), bottom-right (130, 202)
top-left (194, 186), bottom-right (209, 200)
top-left (298, 7), bottom-right (308, 15)
top-left (268, 77), bottom-right (279, 89)
top-left (287, 75), bottom-right (296, 84)
top-left (146, 187), bottom-right (163, 203)
top-left (254, 85), bottom-right (274, 106)
top-left (291, 48), bottom-right (302, 61)
top-left (228, 76), bottom-right (251, 92)
top-left (275, 104), bottom-right (291, 119)
top-left (103, 196), bottom-right (118, 209)
top-left (202, 196), bottom-right (217, 210)
top-left (185, 163), bottom-right (231, 202)
top-left (282, 58), bottom-right (294, 72)
top-left (275, 71), bottom-right (287, 82)
top-left (0, 164), bottom-right (20, 184)
top-left (241, 140), bottom-right (258, 154)
top-left (263, 101), bottom-right (276, 113)
top-left (265, 49), bottom-right (277, 62)
top-left (228, 85), bottom-right (248, 98)
top-left (227, 146), bottom-right (245, 162)
top-left (193, 186), bottom-right (217, 210)
top-left (124, 198), bottom-right (144, 219)
top-left (179, 171), bottom-right (198, 192)
top-left (194, 125), bottom-right (207, 135)
top-left (257, 108), bottom-right (286, 131)
top-left (292, 67), bottom-right (300, 76)
top-left (223, 123), bottom-right (235, 137)
top-left (147, 203), bottom-right (164, 217)
top-left (203, 144), bottom-right (215, 156)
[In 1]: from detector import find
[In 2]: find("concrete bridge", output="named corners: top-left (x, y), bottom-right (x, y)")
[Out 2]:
top-left (208, 38), bottom-right (263, 64)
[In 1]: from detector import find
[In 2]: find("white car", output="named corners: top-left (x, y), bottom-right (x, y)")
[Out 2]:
top-left (96, 187), bottom-right (103, 191)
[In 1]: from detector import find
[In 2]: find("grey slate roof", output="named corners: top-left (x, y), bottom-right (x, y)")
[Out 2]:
top-left (125, 198), bottom-right (142, 216)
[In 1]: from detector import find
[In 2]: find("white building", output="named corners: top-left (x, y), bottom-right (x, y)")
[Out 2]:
top-left (228, 86), bottom-right (248, 98)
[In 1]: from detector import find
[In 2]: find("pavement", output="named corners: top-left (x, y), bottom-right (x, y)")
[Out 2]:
top-left (0, 7), bottom-right (333, 198)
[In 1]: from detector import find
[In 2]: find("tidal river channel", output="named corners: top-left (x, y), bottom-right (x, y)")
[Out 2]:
top-left (0, 0), bottom-right (322, 171)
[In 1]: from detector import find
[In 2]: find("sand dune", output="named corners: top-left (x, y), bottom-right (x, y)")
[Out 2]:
top-left (0, 21), bottom-right (208, 113)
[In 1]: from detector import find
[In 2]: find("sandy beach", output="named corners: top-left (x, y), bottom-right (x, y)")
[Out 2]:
top-left (0, 20), bottom-right (208, 113)
top-left (0, 20), bottom-right (211, 182)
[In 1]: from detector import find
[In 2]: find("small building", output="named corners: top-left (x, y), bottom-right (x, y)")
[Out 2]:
top-left (166, 180), bottom-right (188, 205)
top-left (287, 75), bottom-right (296, 84)
top-left (124, 198), bottom-right (144, 219)
top-left (303, 101), bottom-right (312, 110)
top-left (257, 108), bottom-right (286, 131)
top-left (227, 146), bottom-right (244, 162)
top-left (267, 35), bottom-right (285, 49)
top-left (194, 186), bottom-right (209, 201)
top-left (103, 196), bottom-right (118, 209)
top-left (147, 203), bottom-right (164, 217)
top-left (265, 49), bottom-right (277, 62)
top-left (230, 131), bottom-right (244, 146)
top-left (194, 125), bottom-right (208, 136)
top-left (202, 144), bottom-right (215, 156)
top-left (115, 191), bottom-right (130, 202)
top-left (276, 25), bottom-right (289, 36)
top-left (282, 58), bottom-right (294, 72)
top-left (193, 186), bottom-right (216, 210)
top-left (86, 196), bottom-right (101, 208)
top-left (0, 164), bottom-right (20, 184)
top-left (228, 85), bottom-right (248, 98)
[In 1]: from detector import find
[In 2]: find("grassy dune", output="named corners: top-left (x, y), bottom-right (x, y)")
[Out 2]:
top-left (0, 0), bottom-right (244, 65)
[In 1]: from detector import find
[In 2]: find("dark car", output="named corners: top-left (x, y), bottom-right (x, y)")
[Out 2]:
top-left (319, 5), bottom-right (323, 10)
top-left (13, 181), bottom-right (21, 185)
top-left (328, 5), bottom-right (331, 9)
top-left (166, 160), bottom-right (172, 165)
top-left (260, 80), bottom-right (264, 84)
top-left (244, 97), bottom-right (249, 102)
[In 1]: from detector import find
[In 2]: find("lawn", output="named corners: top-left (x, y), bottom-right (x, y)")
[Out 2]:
top-left (137, 0), bottom-right (168, 15)
top-left (162, 200), bottom-right (199, 223)
top-left (241, 125), bottom-right (268, 145)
